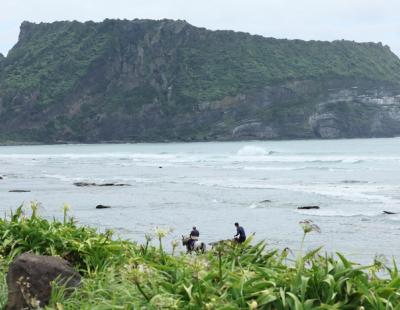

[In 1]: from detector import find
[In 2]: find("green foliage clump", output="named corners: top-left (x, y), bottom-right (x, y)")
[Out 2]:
top-left (0, 203), bottom-right (398, 309)
top-left (0, 203), bottom-right (135, 272)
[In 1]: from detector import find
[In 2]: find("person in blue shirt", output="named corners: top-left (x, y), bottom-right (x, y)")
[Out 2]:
top-left (234, 222), bottom-right (246, 243)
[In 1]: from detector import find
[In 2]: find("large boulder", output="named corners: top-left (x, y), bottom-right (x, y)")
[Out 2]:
top-left (6, 252), bottom-right (81, 310)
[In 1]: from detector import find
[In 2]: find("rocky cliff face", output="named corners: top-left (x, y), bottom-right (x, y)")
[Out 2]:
top-left (0, 53), bottom-right (4, 71)
top-left (180, 79), bottom-right (400, 141)
top-left (0, 19), bottom-right (399, 143)
top-left (309, 87), bottom-right (400, 139)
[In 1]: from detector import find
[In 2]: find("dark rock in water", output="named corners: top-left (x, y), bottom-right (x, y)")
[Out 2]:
top-left (73, 182), bottom-right (97, 187)
top-left (298, 206), bottom-right (320, 210)
top-left (8, 189), bottom-right (30, 193)
top-left (159, 166), bottom-right (163, 168)
top-left (96, 204), bottom-right (111, 209)
top-left (383, 211), bottom-right (398, 215)
top-left (0, 176), bottom-right (3, 179)
top-left (6, 252), bottom-right (80, 310)
top-left (74, 182), bottom-right (130, 187)
top-left (260, 199), bottom-right (271, 203)
top-left (341, 180), bottom-right (368, 184)
top-left (99, 183), bottom-right (129, 187)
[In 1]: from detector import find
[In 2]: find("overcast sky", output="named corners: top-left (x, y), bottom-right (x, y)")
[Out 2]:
top-left (0, 0), bottom-right (399, 57)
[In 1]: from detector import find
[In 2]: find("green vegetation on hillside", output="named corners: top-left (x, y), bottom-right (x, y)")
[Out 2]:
top-left (1, 20), bottom-right (400, 107)
top-left (176, 33), bottom-right (400, 102)
top-left (1, 21), bottom-right (113, 106)
top-left (0, 203), bottom-right (398, 309)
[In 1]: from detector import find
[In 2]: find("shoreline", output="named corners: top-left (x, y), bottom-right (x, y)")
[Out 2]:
top-left (1, 135), bottom-right (400, 147)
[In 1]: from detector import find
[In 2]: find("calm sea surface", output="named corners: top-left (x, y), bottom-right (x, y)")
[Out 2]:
top-left (1, 139), bottom-right (400, 263)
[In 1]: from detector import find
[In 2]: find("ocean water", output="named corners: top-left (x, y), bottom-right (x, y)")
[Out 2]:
top-left (1, 138), bottom-right (400, 263)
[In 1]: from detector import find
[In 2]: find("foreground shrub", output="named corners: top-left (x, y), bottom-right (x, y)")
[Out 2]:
top-left (0, 203), bottom-right (398, 309)
top-left (0, 204), bottom-right (136, 272)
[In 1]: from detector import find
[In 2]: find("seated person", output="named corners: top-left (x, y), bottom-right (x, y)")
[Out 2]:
top-left (234, 222), bottom-right (246, 243)
top-left (189, 226), bottom-right (199, 249)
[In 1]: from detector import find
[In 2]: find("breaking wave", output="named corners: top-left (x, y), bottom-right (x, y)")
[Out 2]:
top-left (237, 145), bottom-right (271, 156)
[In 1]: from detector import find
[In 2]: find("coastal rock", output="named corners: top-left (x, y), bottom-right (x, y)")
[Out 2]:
top-left (383, 210), bottom-right (398, 215)
top-left (308, 88), bottom-right (400, 139)
top-left (99, 183), bottom-right (130, 187)
top-left (96, 205), bottom-right (111, 209)
top-left (309, 113), bottom-right (341, 138)
top-left (6, 252), bottom-right (81, 310)
top-left (232, 122), bottom-right (277, 139)
top-left (298, 206), bottom-right (320, 210)
top-left (341, 180), bottom-right (368, 184)
top-left (73, 182), bottom-right (97, 187)
top-left (73, 182), bottom-right (130, 187)
top-left (8, 190), bottom-right (30, 193)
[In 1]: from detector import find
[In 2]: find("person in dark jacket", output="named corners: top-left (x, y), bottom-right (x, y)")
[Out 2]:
top-left (234, 222), bottom-right (246, 243)
top-left (189, 226), bottom-right (199, 250)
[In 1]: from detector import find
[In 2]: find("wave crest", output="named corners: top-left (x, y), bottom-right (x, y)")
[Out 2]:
top-left (237, 145), bottom-right (270, 156)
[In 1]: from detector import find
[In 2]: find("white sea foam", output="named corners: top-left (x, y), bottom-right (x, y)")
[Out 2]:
top-left (171, 176), bottom-right (399, 207)
top-left (341, 159), bottom-right (363, 164)
top-left (248, 200), bottom-right (272, 209)
top-left (36, 174), bottom-right (81, 182)
top-left (237, 145), bottom-right (270, 156)
top-left (295, 209), bottom-right (379, 217)
top-left (243, 166), bottom-right (299, 171)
